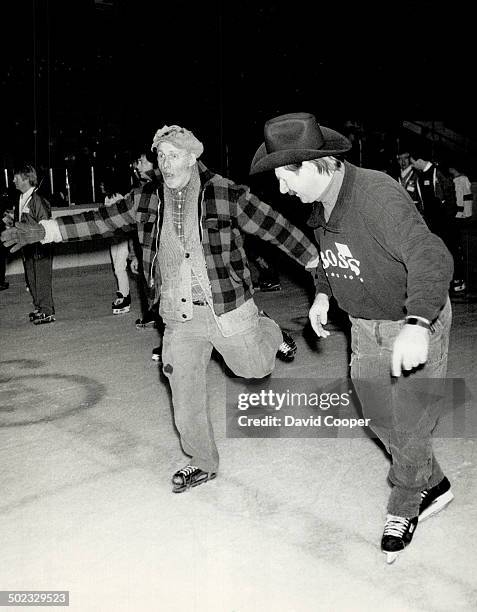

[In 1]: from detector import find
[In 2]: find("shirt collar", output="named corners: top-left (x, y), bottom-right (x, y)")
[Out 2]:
top-left (319, 164), bottom-right (345, 221)
top-left (20, 186), bottom-right (35, 202)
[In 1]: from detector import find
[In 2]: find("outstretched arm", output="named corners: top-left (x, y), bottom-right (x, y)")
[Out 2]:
top-left (1, 193), bottom-right (141, 253)
top-left (236, 187), bottom-right (319, 268)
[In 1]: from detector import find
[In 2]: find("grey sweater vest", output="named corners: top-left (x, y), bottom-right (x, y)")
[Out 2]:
top-left (158, 169), bottom-right (212, 321)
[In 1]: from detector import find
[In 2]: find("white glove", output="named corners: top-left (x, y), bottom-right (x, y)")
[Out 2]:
top-left (391, 324), bottom-right (430, 377)
top-left (309, 293), bottom-right (330, 338)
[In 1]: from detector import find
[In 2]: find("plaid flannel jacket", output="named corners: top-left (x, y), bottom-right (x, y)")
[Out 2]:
top-left (57, 162), bottom-right (319, 315)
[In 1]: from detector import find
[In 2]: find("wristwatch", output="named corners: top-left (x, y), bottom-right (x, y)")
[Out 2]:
top-left (405, 316), bottom-right (431, 330)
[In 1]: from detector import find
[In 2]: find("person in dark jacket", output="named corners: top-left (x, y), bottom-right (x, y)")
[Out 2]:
top-left (396, 150), bottom-right (423, 216)
top-left (13, 164), bottom-right (55, 323)
top-left (251, 112), bottom-right (454, 563)
top-left (410, 149), bottom-right (465, 294)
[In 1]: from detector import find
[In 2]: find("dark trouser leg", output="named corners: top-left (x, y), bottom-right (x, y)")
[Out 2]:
top-left (34, 255), bottom-right (55, 316)
top-left (23, 256), bottom-right (37, 308)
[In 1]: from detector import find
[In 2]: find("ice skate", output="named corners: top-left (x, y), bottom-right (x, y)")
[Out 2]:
top-left (29, 308), bottom-right (40, 321)
top-left (277, 330), bottom-right (297, 362)
top-left (112, 292), bottom-right (131, 314)
top-left (260, 310), bottom-right (297, 362)
top-left (172, 464), bottom-right (216, 494)
top-left (135, 314), bottom-right (156, 329)
top-left (32, 313), bottom-right (56, 325)
top-left (419, 477), bottom-right (454, 522)
top-left (381, 514), bottom-right (418, 564)
top-left (151, 346), bottom-right (162, 363)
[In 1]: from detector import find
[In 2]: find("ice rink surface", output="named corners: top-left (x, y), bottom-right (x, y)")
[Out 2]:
top-left (1, 251), bottom-right (476, 611)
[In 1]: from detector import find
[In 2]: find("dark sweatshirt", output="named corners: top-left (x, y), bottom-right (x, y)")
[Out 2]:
top-left (308, 162), bottom-right (453, 322)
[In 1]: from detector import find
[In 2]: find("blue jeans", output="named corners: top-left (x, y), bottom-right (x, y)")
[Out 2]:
top-left (349, 297), bottom-right (451, 517)
top-left (162, 303), bottom-right (282, 473)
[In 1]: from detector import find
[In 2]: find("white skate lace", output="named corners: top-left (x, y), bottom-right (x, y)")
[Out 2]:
top-left (383, 514), bottom-right (411, 538)
top-left (278, 341), bottom-right (292, 353)
top-left (178, 465), bottom-right (199, 478)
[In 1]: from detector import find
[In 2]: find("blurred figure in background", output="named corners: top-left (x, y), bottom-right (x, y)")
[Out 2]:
top-left (448, 164), bottom-right (473, 219)
top-left (99, 177), bottom-right (135, 314)
top-left (13, 164), bottom-right (55, 323)
top-left (410, 150), bottom-right (466, 294)
top-left (0, 190), bottom-right (12, 290)
top-left (396, 150), bottom-right (424, 216)
top-left (130, 150), bottom-right (164, 362)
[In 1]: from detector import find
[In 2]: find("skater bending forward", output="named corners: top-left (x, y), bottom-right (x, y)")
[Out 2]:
top-left (250, 112), bottom-right (455, 563)
top-left (2, 123), bottom-right (320, 494)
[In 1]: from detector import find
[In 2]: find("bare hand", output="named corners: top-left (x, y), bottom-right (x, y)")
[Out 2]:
top-left (391, 324), bottom-right (430, 377)
top-left (309, 293), bottom-right (331, 338)
top-left (129, 256), bottom-right (139, 275)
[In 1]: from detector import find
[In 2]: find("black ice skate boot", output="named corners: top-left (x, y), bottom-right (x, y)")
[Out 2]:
top-left (32, 312), bottom-right (56, 325)
top-left (260, 311), bottom-right (297, 362)
top-left (112, 292), bottom-right (131, 315)
top-left (29, 308), bottom-right (40, 321)
top-left (172, 464), bottom-right (217, 494)
top-left (419, 477), bottom-right (454, 522)
top-left (151, 346), bottom-right (162, 363)
top-left (277, 330), bottom-right (297, 362)
top-left (381, 514), bottom-right (418, 564)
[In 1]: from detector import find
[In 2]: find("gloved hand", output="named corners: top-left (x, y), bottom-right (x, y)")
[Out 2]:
top-left (391, 324), bottom-right (430, 377)
top-left (1, 222), bottom-right (46, 253)
top-left (309, 292), bottom-right (331, 338)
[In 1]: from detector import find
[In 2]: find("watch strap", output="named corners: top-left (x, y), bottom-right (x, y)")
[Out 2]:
top-left (405, 316), bottom-right (431, 330)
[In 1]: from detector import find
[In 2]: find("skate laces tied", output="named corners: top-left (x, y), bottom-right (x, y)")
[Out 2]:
top-left (383, 514), bottom-right (411, 537)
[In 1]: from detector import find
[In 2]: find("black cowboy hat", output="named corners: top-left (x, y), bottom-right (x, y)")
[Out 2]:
top-left (250, 112), bottom-right (352, 175)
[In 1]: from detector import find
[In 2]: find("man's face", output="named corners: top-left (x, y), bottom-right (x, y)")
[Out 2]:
top-left (157, 142), bottom-right (194, 189)
top-left (136, 155), bottom-right (153, 180)
top-left (397, 153), bottom-right (411, 171)
top-left (274, 162), bottom-right (331, 204)
top-left (13, 174), bottom-right (30, 193)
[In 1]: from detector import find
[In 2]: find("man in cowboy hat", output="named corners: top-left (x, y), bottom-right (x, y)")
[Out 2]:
top-left (251, 112), bottom-right (454, 562)
top-left (2, 123), bottom-right (320, 494)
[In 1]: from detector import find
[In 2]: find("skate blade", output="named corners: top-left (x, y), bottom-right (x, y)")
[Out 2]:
top-left (419, 490), bottom-right (454, 522)
top-left (384, 551), bottom-right (400, 564)
top-left (136, 321), bottom-right (156, 329)
top-left (112, 307), bottom-right (131, 315)
top-left (33, 316), bottom-right (56, 325)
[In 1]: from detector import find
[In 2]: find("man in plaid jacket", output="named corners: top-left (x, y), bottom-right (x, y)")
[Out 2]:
top-left (2, 124), bottom-right (320, 493)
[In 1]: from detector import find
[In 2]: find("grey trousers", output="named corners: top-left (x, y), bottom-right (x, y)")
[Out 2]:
top-left (350, 298), bottom-right (452, 517)
top-left (162, 304), bottom-right (282, 472)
